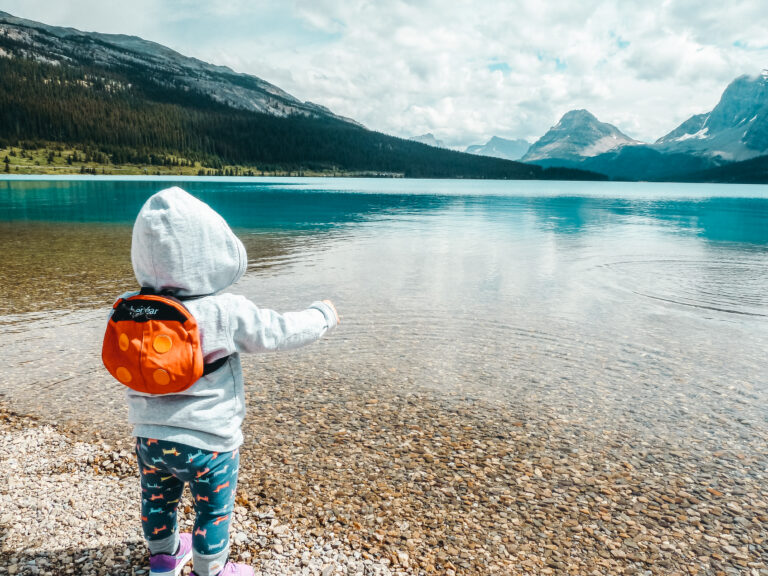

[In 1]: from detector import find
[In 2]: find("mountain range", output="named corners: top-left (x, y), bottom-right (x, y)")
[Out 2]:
top-left (408, 134), bottom-right (530, 162)
top-left (0, 11), bottom-right (598, 180)
top-left (410, 75), bottom-right (767, 182)
top-left (0, 10), bottom-right (765, 182)
top-left (518, 73), bottom-right (768, 181)
top-left (465, 136), bottom-right (530, 161)
top-left (0, 10), bottom-right (352, 124)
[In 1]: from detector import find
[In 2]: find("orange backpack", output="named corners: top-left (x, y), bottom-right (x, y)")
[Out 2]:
top-left (102, 289), bottom-right (226, 394)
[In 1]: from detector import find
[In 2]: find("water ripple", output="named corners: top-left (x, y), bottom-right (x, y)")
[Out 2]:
top-left (600, 258), bottom-right (768, 317)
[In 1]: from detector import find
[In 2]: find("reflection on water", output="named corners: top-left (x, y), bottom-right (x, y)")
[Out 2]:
top-left (3, 178), bottom-right (768, 243)
top-left (0, 222), bottom-right (133, 317)
top-left (0, 177), bottom-right (767, 455)
top-left (0, 222), bottom-right (323, 316)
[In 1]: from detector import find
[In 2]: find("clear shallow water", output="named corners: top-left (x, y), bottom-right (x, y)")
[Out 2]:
top-left (1, 177), bottom-right (767, 453)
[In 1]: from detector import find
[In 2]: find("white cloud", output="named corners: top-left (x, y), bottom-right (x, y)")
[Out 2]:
top-left (2, 0), bottom-right (767, 147)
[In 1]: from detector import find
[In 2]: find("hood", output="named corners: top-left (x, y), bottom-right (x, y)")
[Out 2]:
top-left (131, 187), bottom-right (247, 297)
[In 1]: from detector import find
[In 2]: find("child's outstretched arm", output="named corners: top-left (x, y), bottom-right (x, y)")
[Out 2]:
top-left (226, 295), bottom-right (339, 354)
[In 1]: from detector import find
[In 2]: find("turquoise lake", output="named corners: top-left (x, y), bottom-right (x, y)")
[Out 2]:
top-left (0, 176), bottom-right (767, 455)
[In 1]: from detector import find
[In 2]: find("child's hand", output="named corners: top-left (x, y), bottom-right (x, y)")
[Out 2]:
top-left (322, 299), bottom-right (340, 325)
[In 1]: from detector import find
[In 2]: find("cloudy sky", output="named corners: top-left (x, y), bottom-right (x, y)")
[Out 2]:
top-left (3, 1), bottom-right (767, 148)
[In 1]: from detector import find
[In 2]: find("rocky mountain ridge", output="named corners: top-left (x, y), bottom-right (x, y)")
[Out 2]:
top-left (521, 109), bottom-right (640, 162)
top-left (465, 136), bottom-right (530, 161)
top-left (655, 73), bottom-right (768, 162)
top-left (522, 74), bottom-right (767, 177)
top-left (0, 10), bottom-right (355, 124)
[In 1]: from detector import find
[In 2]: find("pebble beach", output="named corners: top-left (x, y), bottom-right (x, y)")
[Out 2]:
top-left (2, 363), bottom-right (767, 576)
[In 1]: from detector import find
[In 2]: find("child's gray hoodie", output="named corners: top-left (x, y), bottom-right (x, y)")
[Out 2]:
top-left (120, 187), bottom-right (337, 452)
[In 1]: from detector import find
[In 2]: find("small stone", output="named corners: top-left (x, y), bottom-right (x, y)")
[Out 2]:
top-left (396, 550), bottom-right (409, 567)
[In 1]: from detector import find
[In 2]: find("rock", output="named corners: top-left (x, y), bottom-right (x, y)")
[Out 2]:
top-left (396, 550), bottom-right (409, 567)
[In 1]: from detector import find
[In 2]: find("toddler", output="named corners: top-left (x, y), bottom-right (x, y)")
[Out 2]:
top-left (108, 187), bottom-right (338, 576)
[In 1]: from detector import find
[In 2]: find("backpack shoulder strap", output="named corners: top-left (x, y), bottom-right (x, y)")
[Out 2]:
top-left (203, 356), bottom-right (230, 376)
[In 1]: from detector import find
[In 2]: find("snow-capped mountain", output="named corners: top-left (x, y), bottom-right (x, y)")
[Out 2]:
top-left (465, 136), bottom-right (530, 161)
top-left (0, 10), bottom-right (355, 124)
top-left (522, 109), bottom-right (640, 162)
top-left (409, 133), bottom-right (445, 147)
top-left (655, 73), bottom-right (768, 162)
top-left (519, 75), bottom-right (767, 180)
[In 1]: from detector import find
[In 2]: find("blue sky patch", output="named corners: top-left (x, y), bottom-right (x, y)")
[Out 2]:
top-left (488, 61), bottom-right (512, 74)
top-left (609, 32), bottom-right (630, 50)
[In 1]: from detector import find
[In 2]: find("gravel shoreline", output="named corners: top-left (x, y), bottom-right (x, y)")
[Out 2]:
top-left (2, 372), bottom-right (767, 575)
top-left (0, 406), bottom-right (396, 576)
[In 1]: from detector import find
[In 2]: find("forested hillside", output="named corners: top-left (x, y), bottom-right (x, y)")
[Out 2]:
top-left (0, 55), bottom-right (603, 180)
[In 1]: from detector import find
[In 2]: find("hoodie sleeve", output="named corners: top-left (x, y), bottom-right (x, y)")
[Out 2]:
top-left (225, 294), bottom-right (338, 354)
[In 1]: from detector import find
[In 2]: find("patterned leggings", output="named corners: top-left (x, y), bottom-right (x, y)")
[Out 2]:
top-left (135, 437), bottom-right (239, 556)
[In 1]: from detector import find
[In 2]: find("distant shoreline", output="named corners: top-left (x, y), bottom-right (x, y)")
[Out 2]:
top-left (0, 145), bottom-right (405, 179)
top-left (2, 167), bottom-right (407, 178)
